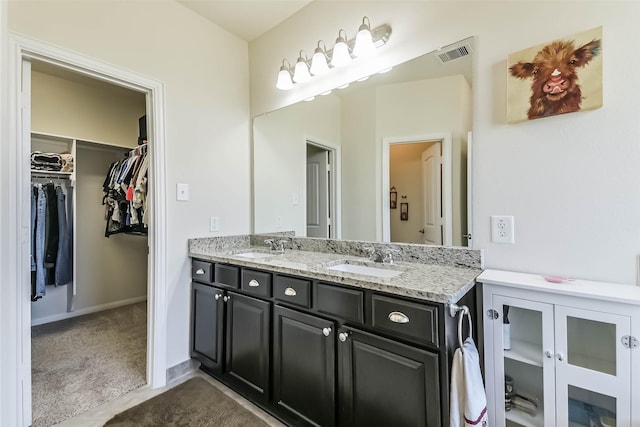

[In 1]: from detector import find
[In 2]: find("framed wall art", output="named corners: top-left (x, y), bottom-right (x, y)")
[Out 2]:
top-left (507, 26), bottom-right (602, 123)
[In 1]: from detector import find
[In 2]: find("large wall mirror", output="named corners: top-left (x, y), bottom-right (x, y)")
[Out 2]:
top-left (253, 36), bottom-right (473, 247)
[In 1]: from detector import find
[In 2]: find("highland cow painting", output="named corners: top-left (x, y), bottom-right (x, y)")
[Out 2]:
top-left (507, 27), bottom-right (602, 123)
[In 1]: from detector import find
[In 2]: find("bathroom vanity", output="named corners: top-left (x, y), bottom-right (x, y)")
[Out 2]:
top-left (188, 235), bottom-right (482, 427)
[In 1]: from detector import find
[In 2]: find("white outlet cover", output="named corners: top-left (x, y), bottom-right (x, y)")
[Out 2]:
top-left (491, 215), bottom-right (515, 244)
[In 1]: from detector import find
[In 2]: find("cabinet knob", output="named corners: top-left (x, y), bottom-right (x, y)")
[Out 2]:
top-left (248, 279), bottom-right (260, 287)
top-left (322, 327), bottom-right (332, 337)
top-left (223, 295), bottom-right (231, 302)
top-left (214, 293), bottom-right (222, 301)
top-left (284, 287), bottom-right (297, 296)
top-left (195, 268), bottom-right (205, 275)
top-left (544, 350), bottom-right (553, 359)
top-left (338, 332), bottom-right (349, 342)
top-left (556, 352), bottom-right (564, 361)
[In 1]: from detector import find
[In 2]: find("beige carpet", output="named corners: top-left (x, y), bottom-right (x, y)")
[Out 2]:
top-left (31, 302), bottom-right (147, 427)
top-left (103, 377), bottom-right (270, 427)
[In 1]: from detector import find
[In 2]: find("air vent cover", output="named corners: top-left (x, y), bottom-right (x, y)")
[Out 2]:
top-left (437, 45), bottom-right (471, 63)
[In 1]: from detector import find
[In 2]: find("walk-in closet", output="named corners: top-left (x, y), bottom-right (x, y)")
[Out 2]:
top-left (28, 60), bottom-right (150, 427)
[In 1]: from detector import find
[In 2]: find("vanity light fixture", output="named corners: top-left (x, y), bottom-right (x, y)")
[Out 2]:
top-left (276, 59), bottom-right (294, 90)
top-left (310, 41), bottom-right (330, 76)
top-left (293, 51), bottom-right (312, 83)
top-left (275, 16), bottom-right (391, 90)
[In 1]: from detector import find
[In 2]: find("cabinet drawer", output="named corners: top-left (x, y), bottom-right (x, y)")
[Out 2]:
top-left (192, 260), bottom-right (214, 284)
top-left (241, 269), bottom-right (272, 298)
top-left (215, 264), bottom-right (240, 289)
top-left (274, 275), bottom-right (311, 308)
top-left (316, 282), bottom-right (364, 324)
top-left (371, 294), bottom-right (439, 347)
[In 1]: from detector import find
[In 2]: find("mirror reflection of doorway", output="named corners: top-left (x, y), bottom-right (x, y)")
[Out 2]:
top-left (306, 141), bottom-right (336, 238)
top-left (389, 141), bottom-right (443, 244)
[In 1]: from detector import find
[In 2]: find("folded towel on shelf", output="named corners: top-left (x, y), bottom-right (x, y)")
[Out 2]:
top-left (60, 153), bottom-right (74, 172)
top-left (450, 337), bottom-right (488, 427)
top-left (31, 151), bottom-right (62, 171)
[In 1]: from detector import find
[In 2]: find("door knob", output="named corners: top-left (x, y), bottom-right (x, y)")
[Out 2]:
top-left (214, 294), bottom-right (222, 300)
top-left (544, 350), bottom-right (553, 359)
top-left (418, 229), bottom-right (425, 234)
top-left (338, 332), bottom-right (349, 342)
top-left (556, 352), bottom-right (564, 361)
top-left (223, 295), bottom-right (231, 302)
top-left (322, 327), bottom-right (332, 337)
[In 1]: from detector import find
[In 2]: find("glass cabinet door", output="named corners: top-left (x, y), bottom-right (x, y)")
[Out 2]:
top-left (492, 295), bottom-right (556, 427)
top-left (554, 306), bottom-right (631, 427)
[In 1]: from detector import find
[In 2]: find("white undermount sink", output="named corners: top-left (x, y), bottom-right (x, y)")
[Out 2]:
top-left (326, 263), bottom-right (403, 279)
top-left (233, 251), bottom-right (275, 259)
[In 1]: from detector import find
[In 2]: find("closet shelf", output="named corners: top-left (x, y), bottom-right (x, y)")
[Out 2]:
top-left (31, 170), bottom-right (73, 177)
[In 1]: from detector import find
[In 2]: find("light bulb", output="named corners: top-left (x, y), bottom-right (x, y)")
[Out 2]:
top-left (331, 30), bottom-right (351, 67)
top-left (353, 17), bottom-right (374, 58)
top-left (310, 43), bottom-right (330, 76)
top-left (293, 51), bottom-right (311, 83)
top-left (276, 62), bottom-right (293, 90)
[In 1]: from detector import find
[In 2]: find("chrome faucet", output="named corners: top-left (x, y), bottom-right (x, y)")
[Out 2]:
top-left (264, 239), bottom-right (277, 251)
top-left (365, 246), bottom-right (384, 263)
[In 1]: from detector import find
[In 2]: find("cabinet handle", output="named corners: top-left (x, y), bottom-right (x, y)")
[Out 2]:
top-left (195, 268), bottom-right (205, 275)
top-left (544, 350), bottom-right (553, 359)
top-left (338, 332), bottom-right (350, 342)
top-left (214, 294), bottom-right (222, 301)
top-left (556, 352), bottom-right (564, 361)
top-left (223, 295), bottom-right (231, 302)
top-left (284, 287), bottom-right (297, 296)
top-left (248, 279), bottom-right (260, 287)
top-left (388, 311), bottom-right (410, 324)
top-left (322, 327), bottom-right (332, 337)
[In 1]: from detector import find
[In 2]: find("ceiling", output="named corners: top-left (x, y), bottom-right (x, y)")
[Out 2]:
top-left (177, 0), bottom-right (314, 41)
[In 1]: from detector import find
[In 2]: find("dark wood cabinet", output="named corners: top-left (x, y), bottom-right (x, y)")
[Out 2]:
top-left (224, 291), bottom-right (271, 404)
top-left (191, 258), bottom-right (476, 427)
top-left (273, 305), bottom-right (336, 427)
top-left (338, 326), bottom-right (441, 427)
top-left (191, 282), bottom-right (224, 373)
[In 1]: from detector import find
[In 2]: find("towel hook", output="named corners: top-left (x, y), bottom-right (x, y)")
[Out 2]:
top-left (450, 303), bottom-right (473, 352)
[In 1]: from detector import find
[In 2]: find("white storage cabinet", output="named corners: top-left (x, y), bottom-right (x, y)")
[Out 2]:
top-left (479, 270), bottom-right (640, 427)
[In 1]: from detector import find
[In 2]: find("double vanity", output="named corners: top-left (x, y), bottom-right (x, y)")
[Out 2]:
top-left (188, 234), bottom-right (483, 427)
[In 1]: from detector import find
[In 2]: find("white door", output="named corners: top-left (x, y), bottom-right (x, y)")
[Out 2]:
top-left (490, 295), bottom-right (556, 427)
top-left (554, 306), bottom-right (631, 427)
top-left (466, 131), bottom-right (473, 247)
top-left (306, 145), bottom-right (329, 238)
top-left (421, 144), bottom-right (442, 245)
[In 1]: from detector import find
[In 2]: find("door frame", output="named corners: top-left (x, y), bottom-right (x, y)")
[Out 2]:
top-left (382, 132), bottom-right (452, 245)
top-left (302, 136), bottom-right (341, 239)
top-left (6, 34), bottom-right (168, 426)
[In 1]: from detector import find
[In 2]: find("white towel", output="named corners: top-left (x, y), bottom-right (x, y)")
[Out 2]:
top-left (450, 337), bottom-right (488, 427)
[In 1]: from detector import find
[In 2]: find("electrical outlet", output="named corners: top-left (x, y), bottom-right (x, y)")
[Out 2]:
top-left (491, 216), bottom-right (514, 244)
top-left (209, 216), bottom-right (219, 232)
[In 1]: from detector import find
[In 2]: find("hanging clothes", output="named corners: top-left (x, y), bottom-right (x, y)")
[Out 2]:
top-left (30, 180), bottom-right (73, 301)
top-left (102, 144), bottom-right (148, 237)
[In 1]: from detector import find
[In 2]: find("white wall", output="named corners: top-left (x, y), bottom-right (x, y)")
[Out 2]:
top-left (8, 0), bottom-right (251, 368)
top-left (31, 70), bottom-right (145, 146)
top-left (253, 94), bottom-right (341, 235)
top-left (250, 1), bottom-right (640, 285)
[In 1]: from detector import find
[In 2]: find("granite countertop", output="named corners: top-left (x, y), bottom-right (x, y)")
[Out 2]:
top-left (189, 241), bottom-right (482, 304)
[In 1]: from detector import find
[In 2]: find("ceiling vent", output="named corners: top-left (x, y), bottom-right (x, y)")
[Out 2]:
top-left (437, 45), bottom-right (471, 63)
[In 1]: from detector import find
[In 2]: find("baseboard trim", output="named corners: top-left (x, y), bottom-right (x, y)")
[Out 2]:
top-left (31, 296), bottom-right (147, 326)
top-left (166, 359), bottom-right (200, 384)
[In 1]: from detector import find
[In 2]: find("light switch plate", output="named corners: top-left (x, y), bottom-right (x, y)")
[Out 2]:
top-left (176, 183), bottom-right (189, 201)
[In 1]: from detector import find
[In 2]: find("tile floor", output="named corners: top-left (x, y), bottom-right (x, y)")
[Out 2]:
top-left (52, 370), bottom-right (285, 427)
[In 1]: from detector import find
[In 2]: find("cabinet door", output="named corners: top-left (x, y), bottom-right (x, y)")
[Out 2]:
top-left (191, 283), bottom-right (224, 373)
top-left (273, 305), bottom-right (335, 427)
top-left (225, 291), bottom-right (271, 403)
top-left (555, 306), bottom-right (631, 427)
top-left (338, 326), bottom-right (440, 427)
top-left (490, 295), bottom-right (555, 427)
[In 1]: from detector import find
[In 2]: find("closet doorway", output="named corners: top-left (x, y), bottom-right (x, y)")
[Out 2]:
top-left (10, 36), bottom-right (168, 427)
